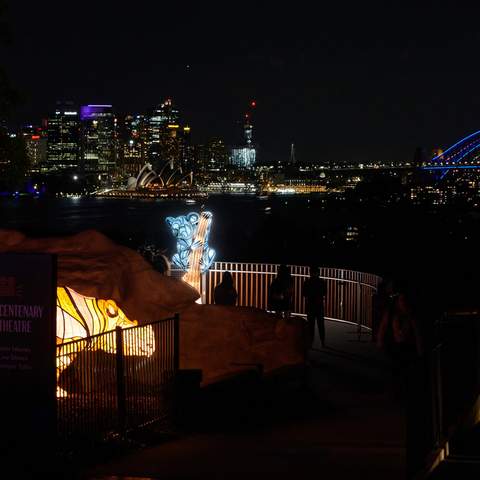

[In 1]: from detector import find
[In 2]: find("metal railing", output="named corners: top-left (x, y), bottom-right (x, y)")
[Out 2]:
top-left (57, 314), bottom-right (179, 443)
top-left (173, 262), bottom-right (381, 332)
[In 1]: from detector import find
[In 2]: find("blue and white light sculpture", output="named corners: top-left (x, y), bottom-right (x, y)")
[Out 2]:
top-left (166, 211), bottom-right (215, 294)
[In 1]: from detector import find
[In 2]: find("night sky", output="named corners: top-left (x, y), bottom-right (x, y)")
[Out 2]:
top-left (3, 2), bottom-right (480, 164)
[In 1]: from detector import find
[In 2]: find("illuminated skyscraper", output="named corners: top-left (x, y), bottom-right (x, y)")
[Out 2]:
top-left (46, 102), bottom-right (80, 171)
top-left (207, 138), bottom-right (229, 170)
top-left (146, 99), bottom-right (180, 168)
top-left (230, 147), bottom-right (256, 168)
top-left (80, 105), bottom-right (116, 174)
top-left (120, 114), bottom-right (146, 176)
top-left (22, 125), bottom-right (47, 173)
top-left (230, 101), bottom-right (257, 168)
top-left (179, 125), bottom-right (195, 172)
top-left (196, 138), bottom-right (229, 172)
top-left (143, 99), bottom-right (194, 174)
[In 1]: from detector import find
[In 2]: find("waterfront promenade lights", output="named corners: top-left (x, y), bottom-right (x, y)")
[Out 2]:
top-left (166, 211), bottom-right (215, 299)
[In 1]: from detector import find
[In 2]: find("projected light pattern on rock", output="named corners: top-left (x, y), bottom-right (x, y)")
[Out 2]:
top-left (166, 211), bottom-right (215, 295)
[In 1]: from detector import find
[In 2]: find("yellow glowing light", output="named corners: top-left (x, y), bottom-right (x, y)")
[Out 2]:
top-left (56, 286), bottom-right (155, 397)
top-left (183, 126), bottom-right (191, 132)
top-left (167, 124), bottom-right (179, 129)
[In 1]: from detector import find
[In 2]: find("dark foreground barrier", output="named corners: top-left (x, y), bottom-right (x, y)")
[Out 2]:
top-left (411, 312), bottom-right (480, 478)
top-left (57, 314), bottom-right (179, 445)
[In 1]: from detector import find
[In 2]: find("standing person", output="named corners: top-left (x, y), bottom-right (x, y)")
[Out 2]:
top-left (214, 271), bottom-right (238, 306)
top-left (376, 285), bottom-right (423, 400)
top-left (376, 282), bottom-right (425, 476)
top-left (268, 264), bottom-right (294, 319)
top-left (303, 265), bottom-right (327, 348)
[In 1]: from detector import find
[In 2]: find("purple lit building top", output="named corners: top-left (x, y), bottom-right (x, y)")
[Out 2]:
top-left (80, 104), bottom-right (113, 121)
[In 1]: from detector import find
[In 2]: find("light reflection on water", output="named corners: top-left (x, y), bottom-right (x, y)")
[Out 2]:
top-left (0, 194), bottom-right (329, 265)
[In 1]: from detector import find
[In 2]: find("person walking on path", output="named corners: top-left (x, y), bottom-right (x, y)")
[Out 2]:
top-left (303, 265), bottom-right (327, 348)
top-left (268, 264), bottom-right (294, 319)
top-left (214, 271), bottom-right (238, 306)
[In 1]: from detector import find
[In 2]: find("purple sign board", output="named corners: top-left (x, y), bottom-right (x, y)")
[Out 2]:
top-left (0, 254), bottom-right (57, 466)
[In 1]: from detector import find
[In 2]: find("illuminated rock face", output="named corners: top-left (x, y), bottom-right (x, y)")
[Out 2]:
top-left (0, 230), bottom-right (304, 386)
top-left (178, 304), bottom-right (305, 385)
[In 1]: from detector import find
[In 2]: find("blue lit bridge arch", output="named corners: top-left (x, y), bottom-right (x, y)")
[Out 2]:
top-left (423, 129), bottom-right (480, 173)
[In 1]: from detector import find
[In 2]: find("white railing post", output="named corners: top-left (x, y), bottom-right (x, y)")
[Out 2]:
top-left (356, 281), bottom-right (362, 341)
top-left (201, 272), bottom-right (207, 304)
top-left (340, 269), bottom-right (345, 321)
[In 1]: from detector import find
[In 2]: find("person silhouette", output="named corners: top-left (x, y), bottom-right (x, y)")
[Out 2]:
top-left (268, 264), bottom-right (294, 319)
top-left (214, 271), bottom-right (238, 306)
top-left (376, 282), bottom-right (423, 400)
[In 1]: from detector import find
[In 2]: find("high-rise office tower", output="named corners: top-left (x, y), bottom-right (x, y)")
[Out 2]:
top-left (230, 101), bottom-right (257, 168)
top-left (146, 99), bottom-right (180, 169)
top-left (204, 138), bottom-right (229, 171)
top-left (22, 125), bottom-right (47, 173)
top-left (120, 114), bottom-right (146, 176)
top-left (80, 105), bottom-right (116, 174)
top-left (179, 125), bottom-right (195, 173)
top-left (46, 102), bottom-right (80, 171)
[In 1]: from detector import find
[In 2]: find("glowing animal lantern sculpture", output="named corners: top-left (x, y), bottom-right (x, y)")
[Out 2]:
top-left (56, 286), bottom-right (155, 397)
top-left (166, 211), bottom-right (215, 296)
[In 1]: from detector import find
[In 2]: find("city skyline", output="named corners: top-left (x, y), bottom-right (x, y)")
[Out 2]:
top-left (4, 2), bottom-right (480, 164)
top-left (3, 4), bottom-right (480, 479)
top-left (9, 94), bottom-right (480, 168)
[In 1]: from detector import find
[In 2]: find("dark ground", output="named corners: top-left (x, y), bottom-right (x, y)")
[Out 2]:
top-left (80, 320), bottom-right (404, 480)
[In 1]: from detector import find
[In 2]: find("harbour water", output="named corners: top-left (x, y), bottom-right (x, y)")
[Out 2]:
top-left (2, 193), bottom-right (480, 309)
top-left (0, 194), bottom-right (336, 268)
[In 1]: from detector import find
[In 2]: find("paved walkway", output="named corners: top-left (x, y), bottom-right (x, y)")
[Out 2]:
top-left (84, 320), bottom-right (405, 480)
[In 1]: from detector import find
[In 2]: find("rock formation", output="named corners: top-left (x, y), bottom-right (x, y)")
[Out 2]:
top-left (0, 229), bottom-right (304, 385)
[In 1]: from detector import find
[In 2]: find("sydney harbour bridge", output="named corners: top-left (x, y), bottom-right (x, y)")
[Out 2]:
top-left (421, 129), bottom-right (480, 172)
top-left (329, 129), bottom-right (480, 178)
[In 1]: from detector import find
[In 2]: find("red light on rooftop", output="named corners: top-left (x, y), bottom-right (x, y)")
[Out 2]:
top-left (251, 101), bottom-right (256, 107)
